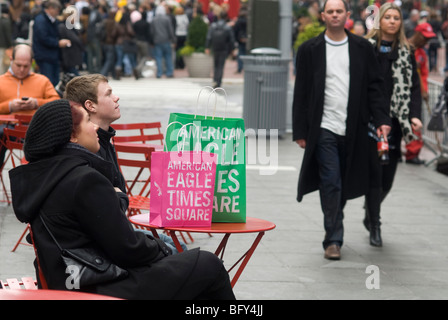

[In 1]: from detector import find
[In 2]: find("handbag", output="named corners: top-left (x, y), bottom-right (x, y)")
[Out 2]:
top-left (39, 215), bottom-right (128, 289)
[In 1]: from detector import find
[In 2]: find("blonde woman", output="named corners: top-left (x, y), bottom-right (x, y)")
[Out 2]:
top-left (364, 3), bottom-right (422, 246)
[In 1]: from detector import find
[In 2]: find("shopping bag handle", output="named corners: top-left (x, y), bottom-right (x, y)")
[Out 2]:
top-left (164, 121), bottom-right (182, 151)
top-left (177, 123), bottom-right (200, 153)
top-left (195, 86), bottom-right (214, 120)
top-left (164, 121), bottom-right (199, 153)
top-left (195, 86), bottom-right (228, 120)
top-left (207, 87), bottom-right (228, 120)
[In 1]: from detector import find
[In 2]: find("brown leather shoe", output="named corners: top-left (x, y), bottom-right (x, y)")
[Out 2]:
top-left (324, 244), bottom-right (341, 260)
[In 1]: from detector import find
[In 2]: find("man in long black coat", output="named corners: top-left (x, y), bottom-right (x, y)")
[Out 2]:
top-left (292, 0), bottom-right (391, 260)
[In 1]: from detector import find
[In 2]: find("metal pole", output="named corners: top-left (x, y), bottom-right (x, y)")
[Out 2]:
top-left (278, 0), bottom-right (293, 59)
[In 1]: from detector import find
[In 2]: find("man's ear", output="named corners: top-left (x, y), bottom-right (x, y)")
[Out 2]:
top-left (70, 136), bottom-right (78, 143)
top-left (84, 100), bottom-right (96, 113)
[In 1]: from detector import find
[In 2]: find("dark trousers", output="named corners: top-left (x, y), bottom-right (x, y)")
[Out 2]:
top-left (172, 250), bottom-right (235, 300)
top-left (316, 128), bottom-right (347, 249)
top-left (36, 60), bottom-right (60, 87)
top-left (100, 44), bottom-right (116, 78)
top-left (213, 50), bottom-right (228, 86)
top-left (365, 127), bottom-right (400, 223)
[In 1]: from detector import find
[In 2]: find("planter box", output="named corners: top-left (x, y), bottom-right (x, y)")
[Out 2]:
top-left (184, 53), bottom-right (213, 78)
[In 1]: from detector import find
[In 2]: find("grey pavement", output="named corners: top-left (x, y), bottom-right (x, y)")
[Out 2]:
top-left (1, 60), bottom-right (448, 300)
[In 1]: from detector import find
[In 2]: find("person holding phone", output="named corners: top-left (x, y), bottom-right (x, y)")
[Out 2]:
top-left (0, 44), bottom-right (59, 166)
top-left (0, 44), bottom-right (59, 114)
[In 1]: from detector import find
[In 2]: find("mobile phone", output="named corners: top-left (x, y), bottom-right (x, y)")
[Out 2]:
top-left (22, 97), bottom-right (29, 101)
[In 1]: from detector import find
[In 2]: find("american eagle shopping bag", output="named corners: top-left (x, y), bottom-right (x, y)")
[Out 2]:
top-left (149, 123), bottom-right (217, 227)
top-left (166, 87), bottom-right (246, 223)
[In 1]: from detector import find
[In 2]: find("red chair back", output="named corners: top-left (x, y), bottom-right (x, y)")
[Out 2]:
top-left (3, 126), bottom-right (28, 167)
top-left (14, 114), bottom-right (34, 126)
top-left (114, 143), bottom-right (155, 197)
top-left (113, 122), bottom-right (164, 145)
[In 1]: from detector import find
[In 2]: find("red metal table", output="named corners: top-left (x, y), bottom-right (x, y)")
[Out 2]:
top-left (129, 214), bottom-right (276, 288)
top-left (0, 115), bottom-right (19, 123)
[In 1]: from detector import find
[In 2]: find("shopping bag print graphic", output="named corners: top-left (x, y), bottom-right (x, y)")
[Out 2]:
top-left (150, 123), bottom-right (217, 227)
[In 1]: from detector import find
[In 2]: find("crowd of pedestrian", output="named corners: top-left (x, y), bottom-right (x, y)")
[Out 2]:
top-left (0, 0), bottom-right (248, 86)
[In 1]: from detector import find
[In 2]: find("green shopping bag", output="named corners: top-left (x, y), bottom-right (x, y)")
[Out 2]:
top-left (166, 87), bottom-right (246, 223)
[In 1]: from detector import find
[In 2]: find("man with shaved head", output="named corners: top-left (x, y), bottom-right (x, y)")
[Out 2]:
top-left (0, 44), bottom-right (59, 166)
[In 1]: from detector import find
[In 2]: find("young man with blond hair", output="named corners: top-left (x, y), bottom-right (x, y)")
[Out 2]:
top-left (64, 74), bottom-right (124, 191)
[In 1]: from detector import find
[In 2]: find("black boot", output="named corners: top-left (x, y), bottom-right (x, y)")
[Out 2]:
top-left (366, 188), bottom-right (382, 247)
top-left (369, 225), bottom-right (382, 247)
top-left (363, 201), bottom-right (370, 232)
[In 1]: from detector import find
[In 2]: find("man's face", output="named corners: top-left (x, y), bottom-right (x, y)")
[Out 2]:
top-left (46, 5), bottom-right (60, 18)
top-left (11, 54), bottom-right (32, 80)
top-left (321, 0), bottom-right (350, 31)
top-left (95, 81), bottom-right (121, 126)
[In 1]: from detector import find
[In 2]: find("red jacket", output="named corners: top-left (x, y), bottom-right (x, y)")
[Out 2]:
top-left (414, 47), bottom-right (429, 94)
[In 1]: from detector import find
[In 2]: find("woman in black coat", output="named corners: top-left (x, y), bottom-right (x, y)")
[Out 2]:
top-left (363, 3), bottom-right (422, 247)
top-left (9, 99), bottom-right (235, 300)
top-left (58, 8), bottom-right (84, 76)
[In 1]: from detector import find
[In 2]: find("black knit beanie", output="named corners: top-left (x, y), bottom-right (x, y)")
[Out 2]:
top-left (24, 99), bottom-right (73, 162)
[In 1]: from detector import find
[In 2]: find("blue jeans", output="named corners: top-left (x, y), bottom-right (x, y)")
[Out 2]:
top-left (153, 42), bottom-right (173, 77)
top-left (237, 42), bottom-right (246, 72)
top-left (101, 44), bottom-right (116, 77)
top-left (36, 60), bottom-right (60, 87)
top-left (87, 41), bottom-right (103, 73)
top-left (123, 53), bottom-right (136, 76)
top-left (315, 128), bottom-right (347, 249)
top-left (115, 44), bottom-right (124, 70)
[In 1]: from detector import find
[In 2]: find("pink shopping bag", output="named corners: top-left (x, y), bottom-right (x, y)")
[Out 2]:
top-left (149, 150), bottom-right (217, 227)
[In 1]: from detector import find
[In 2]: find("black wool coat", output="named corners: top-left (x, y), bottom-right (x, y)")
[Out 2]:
top-left (9, 145), bottom-right (202, 300)
top-left (292, 31), bottom-right (391, 202)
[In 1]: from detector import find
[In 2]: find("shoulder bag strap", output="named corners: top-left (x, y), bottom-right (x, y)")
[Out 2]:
top-left (39, 214), bottom-right (64, 252)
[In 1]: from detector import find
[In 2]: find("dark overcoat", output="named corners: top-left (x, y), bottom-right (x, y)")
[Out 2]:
top-left (292, 31), bottom-right (391, 202)
top-left (32, 12), bottom-right (60, 63)
top-left (9, 146), bottom-right (205, 300)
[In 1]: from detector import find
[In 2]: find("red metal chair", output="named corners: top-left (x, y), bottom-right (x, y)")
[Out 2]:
top-left (114, 143), bottom-right (155, 219)
top-left (11, 224), bottom-right (33, 252)
top-left (29, 225), bottom-right (49, 289)
top-left (14, 114), bottom-right (34, 126)
top-left (113, 122), bottom-right (164, 211)
top-left (4, 126), bottom-right (31, 252)
top-left (0, 126), bottom-right (28, 205)
top-left (113, 122), bottom-right (164, 145)
top-left (3, 126), bottom-right (28, 168)
top-left (0, 277), bottom-right (38, 290)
